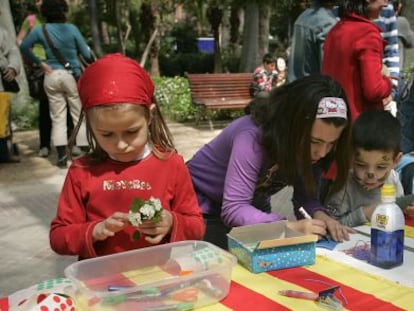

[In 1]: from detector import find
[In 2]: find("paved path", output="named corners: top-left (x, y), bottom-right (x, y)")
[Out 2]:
top-left (0, 121), bottom-right (223, 297)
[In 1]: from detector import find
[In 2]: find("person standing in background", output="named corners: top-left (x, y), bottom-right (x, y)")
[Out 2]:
top-left (374, 3), bottom-right (400, 116)
top-left (20, 0), bottom-right (93, 168)
top-left (322, 0), bottom-right (393, 121)
top-left (394, 0), bottom-right (414, 154)
top-left (393, 0), bottom-right (414, 71)
top-left (16, 0), bottom-right (52, 158)
top-left (375, 4), bottom-right (400, 85)
top-left (287, 0), bottom-right (338, 83)
top-left (0, 16), bottom-right (21, 163)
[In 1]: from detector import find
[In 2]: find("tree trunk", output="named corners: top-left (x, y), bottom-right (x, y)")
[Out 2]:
top-left (229, 5), bottom-right (241, 56)
top-left (258, 3), bottom-right (271, 59)
top-left (208, 7), bottom-right (224, 73)
top-left (86, 0), bottom-right (103, 56)
top-left (149, 0), bottom-right (160, 77)
top-left (239, 2), bottom-right (259, 73)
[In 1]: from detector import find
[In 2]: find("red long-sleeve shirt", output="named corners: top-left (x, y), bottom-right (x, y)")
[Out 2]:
top-left (50, 153), bottom-right (205, 259)
top-left (322, 13), bottom-right (392, 120)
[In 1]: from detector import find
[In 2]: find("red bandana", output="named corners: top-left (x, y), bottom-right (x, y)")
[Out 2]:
top-left (78, 53), bottom-right (154, 109)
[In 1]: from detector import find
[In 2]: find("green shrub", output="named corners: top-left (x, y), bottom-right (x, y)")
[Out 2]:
top-left (11, 95), bottom-right (38, 130)
top-left (153, 76), bottom-right (197, 122)
top-left (11, 76), bottom-right (238, 130)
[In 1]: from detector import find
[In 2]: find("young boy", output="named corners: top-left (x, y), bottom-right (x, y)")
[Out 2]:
top-left (325, 110), bottom-right (414, 226)
top-left (250, 53), bottom-right (278, 98)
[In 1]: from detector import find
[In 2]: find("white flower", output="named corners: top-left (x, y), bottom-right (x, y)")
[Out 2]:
top-left (128, 197), bottom-right (163, 230)
top-left (149, 197), bottom-right (162, 212)
top-left (128, 210), bottom-right (142, 227)
top-left (140, 203), bottom-right (156, 219)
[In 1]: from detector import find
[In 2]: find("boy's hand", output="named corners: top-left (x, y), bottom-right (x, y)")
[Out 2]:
top-left (324, 217), bottom-right (354, 242)
top-left (313, 211), bottom-right (355, 242)
top-left (93, 212), bottom-right (129, 242)
top-left (138, 209), bottom-right (173, 244)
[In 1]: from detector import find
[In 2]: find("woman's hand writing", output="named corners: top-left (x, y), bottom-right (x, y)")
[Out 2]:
top-left (287, 219), bottom-right (327, 239)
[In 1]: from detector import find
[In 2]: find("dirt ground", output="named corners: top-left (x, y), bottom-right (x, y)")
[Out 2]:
top-left (0, 130), bottom-right (60, 184)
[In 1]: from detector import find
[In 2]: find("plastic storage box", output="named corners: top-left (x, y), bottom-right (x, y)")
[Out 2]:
top-left (64, 240), bottom-right (237, 310)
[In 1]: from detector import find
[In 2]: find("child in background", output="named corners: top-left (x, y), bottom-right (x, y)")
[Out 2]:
top-left (250, 53), bottom-right (278, 98)
top-left (49, 53), bottom-right (205, 259)
top-left (325, 110), bottom-right (414, 226)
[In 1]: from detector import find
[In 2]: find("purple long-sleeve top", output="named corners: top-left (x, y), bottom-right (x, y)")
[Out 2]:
top-left (187, 115), bottom-right (326, 227)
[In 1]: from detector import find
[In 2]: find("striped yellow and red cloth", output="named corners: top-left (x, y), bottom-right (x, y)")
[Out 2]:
top-left (199, 255), bottom-right (414, 310)
top-left (2, 219), bottom-right (414, 311)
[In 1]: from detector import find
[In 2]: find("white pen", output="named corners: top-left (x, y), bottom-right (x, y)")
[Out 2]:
top-left (298, 207), bottom-right (312, 220)
top-left (299, 206), bottom-right (330, 241)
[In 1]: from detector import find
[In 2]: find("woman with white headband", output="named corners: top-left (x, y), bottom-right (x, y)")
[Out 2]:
top-left (187, 74), bottom-right (355, 249)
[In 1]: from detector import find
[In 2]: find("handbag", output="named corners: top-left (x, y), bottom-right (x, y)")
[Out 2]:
top-left (1, 72), bottom-right (20, 93)
top-left (27, 66), bottom-right (45, 99)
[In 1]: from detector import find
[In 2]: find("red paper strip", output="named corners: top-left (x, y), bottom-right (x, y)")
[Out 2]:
top-left (268, 267), bottom-right (405, 310)
top-left (221, 281), bottom-right (290, 311)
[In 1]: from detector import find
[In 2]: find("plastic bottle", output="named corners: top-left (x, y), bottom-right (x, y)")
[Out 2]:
top-left (370, 184), bottom-right (405, 268)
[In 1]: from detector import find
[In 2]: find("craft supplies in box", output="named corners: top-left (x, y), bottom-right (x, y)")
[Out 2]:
top-left (64, 240), bottom-right (237, 310)
top-left (227, 221), bottom-right (318, 273)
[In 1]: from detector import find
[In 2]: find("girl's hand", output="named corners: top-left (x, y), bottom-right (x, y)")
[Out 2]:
top-left (324, 217), bottom-right (354, 242)
top-left (138, 209), bottom-right (173, 244)
top-left (93, 212), bottom-right (129, 242)
top-left (287, 219), bottom-right (327, 239)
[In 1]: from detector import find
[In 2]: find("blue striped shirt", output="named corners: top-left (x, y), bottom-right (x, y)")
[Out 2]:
top-left (374, 4), bottom-right (400, 81)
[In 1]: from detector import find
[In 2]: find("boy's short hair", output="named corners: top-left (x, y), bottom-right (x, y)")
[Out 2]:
top-left (352, 109), bottom-right (401, 155)
top-left (262, 53), bottom-right (276, 65)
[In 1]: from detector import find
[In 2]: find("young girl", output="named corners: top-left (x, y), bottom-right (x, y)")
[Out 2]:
top-left (49, 53), bottom-right (205, 259)
top-left (187, 74), bottom-right (355, 249)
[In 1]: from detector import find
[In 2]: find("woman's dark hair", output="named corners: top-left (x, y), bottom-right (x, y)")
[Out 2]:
top-left (40, 0), bottom-right (68, 23)
top-left (338, 0), bottom-right (369, 18)
top-left (249, 74), bottom-right (351, 196)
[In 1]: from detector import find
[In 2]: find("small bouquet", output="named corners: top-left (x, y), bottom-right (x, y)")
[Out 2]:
top-left (128, 196), bottom-right (163, 240)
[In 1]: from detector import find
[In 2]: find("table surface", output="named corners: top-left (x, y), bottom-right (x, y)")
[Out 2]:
top-left (2, 219), bottom-right (414, 311)
top-left (200, 219), bottom-right (414, 311)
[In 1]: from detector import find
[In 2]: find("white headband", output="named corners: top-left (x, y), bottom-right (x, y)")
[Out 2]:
top-left (316, 97), bottom-right (347, 120)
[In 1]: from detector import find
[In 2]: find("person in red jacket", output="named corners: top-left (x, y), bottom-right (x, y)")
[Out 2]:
top-left (49, 54), bottom-right (205, 259)
top-left (322, 0), bottom-right (393, 121)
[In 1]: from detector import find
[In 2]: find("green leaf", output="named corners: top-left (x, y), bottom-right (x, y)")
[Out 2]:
top-left (152, 212), bottom-right (162, 223)
top-left (130, 198), bottom-right (144, 213)
top-left (132, 230), bottom-right (141, 240)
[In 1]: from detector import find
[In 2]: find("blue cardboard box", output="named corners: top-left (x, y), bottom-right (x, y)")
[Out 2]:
top-left (227, 221), bottom-right (318, 273)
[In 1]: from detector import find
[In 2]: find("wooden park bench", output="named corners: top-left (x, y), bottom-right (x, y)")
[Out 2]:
top-left (186, 73), bottom-right (253, 129)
